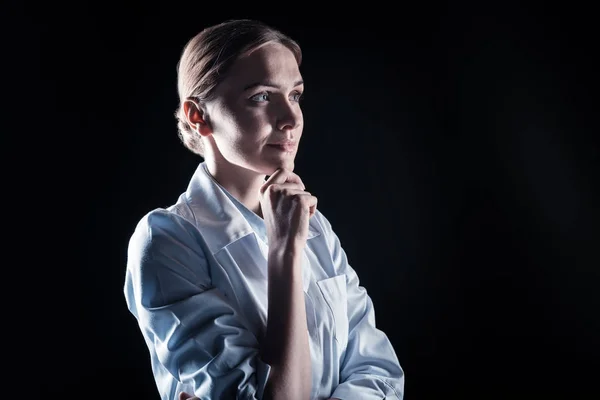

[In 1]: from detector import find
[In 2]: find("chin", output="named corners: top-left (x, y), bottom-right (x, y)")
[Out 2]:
top-left (275, 158), bottom-right (296, 172)
top-left (260, 158), bottom-right (296, 175)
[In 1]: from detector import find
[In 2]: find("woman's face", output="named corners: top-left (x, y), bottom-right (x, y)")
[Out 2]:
top-left (204, 41), bottom-right (304, 175)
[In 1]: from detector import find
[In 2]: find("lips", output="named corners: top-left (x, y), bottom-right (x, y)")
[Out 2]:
top-left (267, 142), bottom-right (296, 152)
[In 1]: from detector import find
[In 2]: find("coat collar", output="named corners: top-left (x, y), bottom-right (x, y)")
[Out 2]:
top-left (182, 162), bottom-right (321, 255)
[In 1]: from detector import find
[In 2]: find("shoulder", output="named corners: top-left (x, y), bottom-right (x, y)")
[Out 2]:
top-left (127, 206), bottom-right (203, 260)
top-left (125, 207), bottom-right (211, 308)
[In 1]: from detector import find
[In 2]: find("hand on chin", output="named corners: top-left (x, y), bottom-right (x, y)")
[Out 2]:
top-left (263, 158), bottom-right (295, 176)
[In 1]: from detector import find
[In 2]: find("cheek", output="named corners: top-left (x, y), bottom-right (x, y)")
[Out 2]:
top-left (233, 112), bottom-right (269, 139)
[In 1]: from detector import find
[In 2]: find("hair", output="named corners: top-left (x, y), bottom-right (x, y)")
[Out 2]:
top-left (174, 19), bottom-right (302, 157)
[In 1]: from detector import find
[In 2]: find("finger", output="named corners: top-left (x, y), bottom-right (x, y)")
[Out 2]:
top-left (302, 195), bottom-right (318, 217)
top-left (270, 182), bottom-right (308, 194)
top-left (179, 392), bottom-right (196, 400)
top-left (262, 168), bottom-right (290, 189)
top-left (310, 196), bottom-right (318, 217)
top-left (261, 169), bottom-right (305, 192)
top-left (263, 187), bottom-right (310, 203)
top-left (307, 195), bottom-right (318, 210)
top-left (282, 171), bottom-right (305, 189)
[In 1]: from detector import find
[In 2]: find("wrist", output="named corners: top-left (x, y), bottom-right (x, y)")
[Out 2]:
top-left (268, 237), bottom-right (304, 260)
top-left (268, 239), bottom-right (304, 274)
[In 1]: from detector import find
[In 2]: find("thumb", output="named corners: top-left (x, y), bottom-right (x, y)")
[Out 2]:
top-left (179, 392), bottom-right (198, 400)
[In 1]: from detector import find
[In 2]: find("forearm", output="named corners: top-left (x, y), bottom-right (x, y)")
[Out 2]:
top-left (261, 243), bottom-right (312, 400)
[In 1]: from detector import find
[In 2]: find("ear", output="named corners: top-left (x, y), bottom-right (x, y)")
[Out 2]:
top-left (183, 97), bottom-right (212, 137)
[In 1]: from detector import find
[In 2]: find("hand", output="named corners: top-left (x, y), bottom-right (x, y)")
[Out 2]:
top-left (259, 168), bottom-right (317, 248)
top-left (178, 392), bottom-right (199, 400)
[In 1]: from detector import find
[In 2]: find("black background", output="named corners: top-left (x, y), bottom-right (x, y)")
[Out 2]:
top-left (9, 3), bottom-right (599, 399)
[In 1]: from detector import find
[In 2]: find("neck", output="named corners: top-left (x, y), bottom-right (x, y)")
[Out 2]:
top-left (204, 158), bottom-right (266, 218)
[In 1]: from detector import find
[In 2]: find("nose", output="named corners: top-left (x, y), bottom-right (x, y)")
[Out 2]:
top-left (275, 99), bottom-right (301, 132)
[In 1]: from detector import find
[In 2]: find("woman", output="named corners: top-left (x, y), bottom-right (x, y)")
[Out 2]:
top-left (124, 19), bottom-right (405, 400)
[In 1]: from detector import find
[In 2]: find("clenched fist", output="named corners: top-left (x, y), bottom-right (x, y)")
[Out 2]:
top-left (259, 168), bottom-right (317, 248)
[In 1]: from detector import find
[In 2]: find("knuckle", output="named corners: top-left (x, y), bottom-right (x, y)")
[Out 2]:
top-left (290, 193), bottom-right (303, 206)
top-left (298, 194), bottom-right (310, 206)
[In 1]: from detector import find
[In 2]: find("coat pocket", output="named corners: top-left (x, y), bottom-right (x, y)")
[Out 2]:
top-left (316, 274), bottom-right (348, 350)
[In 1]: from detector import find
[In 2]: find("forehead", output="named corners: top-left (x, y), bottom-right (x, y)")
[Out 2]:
top-left (223, 42), bottom-right (302, 89)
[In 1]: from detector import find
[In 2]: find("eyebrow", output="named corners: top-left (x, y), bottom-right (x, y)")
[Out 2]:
top-left (243, 80), bottom-right (304, 92)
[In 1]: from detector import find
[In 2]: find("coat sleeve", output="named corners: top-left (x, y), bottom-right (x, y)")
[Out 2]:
top-left (124, 208), bottom-right (270, 399)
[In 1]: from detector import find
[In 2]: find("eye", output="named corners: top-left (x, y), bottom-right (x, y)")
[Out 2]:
top-left (250, 92), bottom-right (270, 102)
top-left (290, 91), bottom-right (304, 103)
